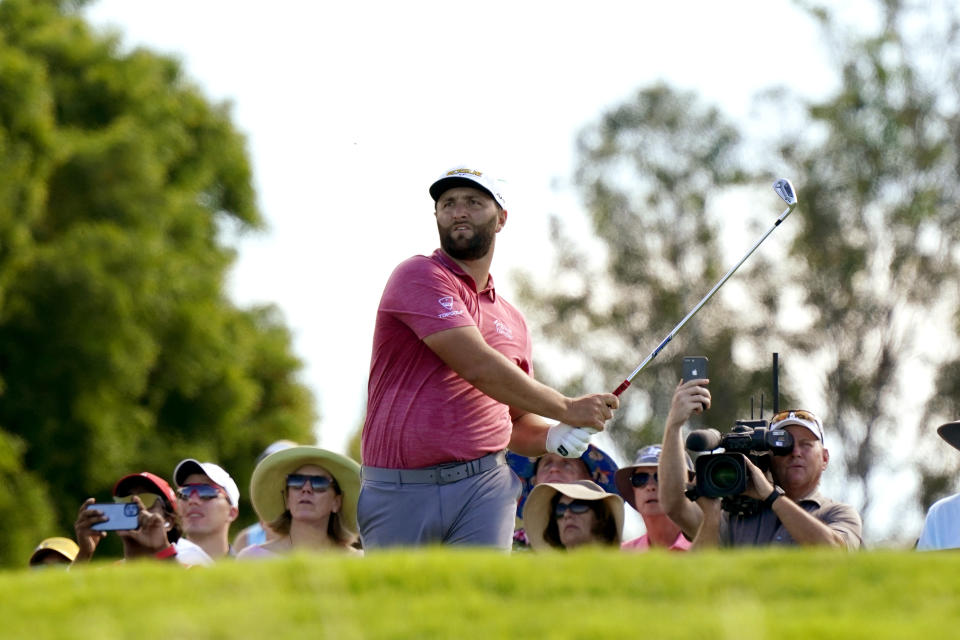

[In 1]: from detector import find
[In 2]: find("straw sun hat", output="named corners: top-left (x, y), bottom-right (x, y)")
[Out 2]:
top-left (250, 446), bottom-right (361, 534)
top-left (522, 480), bottom-right (624, 550)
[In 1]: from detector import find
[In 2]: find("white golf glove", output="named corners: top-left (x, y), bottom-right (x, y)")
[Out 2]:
top-left (546, 424), bottom-right (596, 458)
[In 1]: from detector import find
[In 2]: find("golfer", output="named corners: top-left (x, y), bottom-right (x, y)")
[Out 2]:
top-left (358, 165), bottom-right (619, 550)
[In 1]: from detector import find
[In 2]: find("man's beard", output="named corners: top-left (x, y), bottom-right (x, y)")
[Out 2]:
top-left (438, 216), bottom-right (498, 261)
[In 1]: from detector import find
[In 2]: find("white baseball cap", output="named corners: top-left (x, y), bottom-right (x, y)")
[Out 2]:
top-left (174, 459), bottom-right (240, 507)
top-left (429, 166), bottom-right (507, 209)
top-left (770, 409), bottom-right (825, 443)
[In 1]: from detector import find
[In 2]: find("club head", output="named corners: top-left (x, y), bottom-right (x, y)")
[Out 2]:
top-left (773, 178), bottom-right (797, 210)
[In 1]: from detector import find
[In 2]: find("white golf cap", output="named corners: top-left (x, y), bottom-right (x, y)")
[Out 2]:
top-left (429, 166), bottom-right (507, 209)
top-left (174, 459), bottom-right (240, 506)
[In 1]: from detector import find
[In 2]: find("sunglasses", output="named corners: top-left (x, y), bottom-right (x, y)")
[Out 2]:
top-left (286, 474), bottom-right (336, 492)
top-left (770, 409), bottom-right (824, 441)
top-left (114, 493), bottom-right (162, 509)
top-left (176, 484), bottom-right (227, 501)
top-left (631, 471), bottom-right (659, 488)
top-left (553, 500), bottom-right (594, 519)
top-left (771, 409), bottom-right (819, 424)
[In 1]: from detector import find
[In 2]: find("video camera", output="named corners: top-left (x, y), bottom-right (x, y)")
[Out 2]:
top-left (684, 419), bottom-right (794, 515)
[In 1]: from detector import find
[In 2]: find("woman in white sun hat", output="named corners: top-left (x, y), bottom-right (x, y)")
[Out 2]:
top-left (238, 446), bottom-right (361, 558)
top-left (522, 480), bottom-right (624, 550)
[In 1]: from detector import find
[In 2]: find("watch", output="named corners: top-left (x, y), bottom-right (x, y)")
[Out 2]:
top-left (762, 486), bottom-right (785, 509)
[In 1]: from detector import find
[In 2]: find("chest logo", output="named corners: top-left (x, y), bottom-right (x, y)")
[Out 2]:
top-left (494, 318), bottom-right (513, 339)
top-left (438, 296), bottom-right (454, 310)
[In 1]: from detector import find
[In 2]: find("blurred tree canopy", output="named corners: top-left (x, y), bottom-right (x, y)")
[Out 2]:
top-left (515, 84), bottom-right (790, 454)
top-left (0, 0), bottom-right (315, 565)
top-left (519, 0), bottom-right (960, 542)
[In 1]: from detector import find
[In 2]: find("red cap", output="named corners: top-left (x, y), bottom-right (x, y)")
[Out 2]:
top-left (112, 472), bottom-right (178, 513)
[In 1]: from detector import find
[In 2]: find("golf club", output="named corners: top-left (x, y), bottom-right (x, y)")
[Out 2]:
top-left (611, 178), bottom-right (797, 397)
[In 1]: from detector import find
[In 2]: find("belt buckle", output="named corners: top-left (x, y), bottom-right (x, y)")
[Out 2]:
top-left (437, 461), bottom-right (465, 485)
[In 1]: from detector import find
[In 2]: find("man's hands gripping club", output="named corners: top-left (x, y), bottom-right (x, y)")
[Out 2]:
top-left (546, 394), bottom-right (619, 458)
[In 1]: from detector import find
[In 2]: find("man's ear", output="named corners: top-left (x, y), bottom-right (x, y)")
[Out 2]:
top-left (821, 447), bottom-right (830, 470)
top-left (228, 506), bottom-right (239, 523)
top-left (496, 209), bottom-right (508, 232)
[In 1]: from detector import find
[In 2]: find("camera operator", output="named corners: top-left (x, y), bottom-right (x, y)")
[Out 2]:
top-left (660, 379), bottom-right (862, 549)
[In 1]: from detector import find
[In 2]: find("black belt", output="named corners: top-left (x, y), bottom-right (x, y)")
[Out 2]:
top-left (362, 450), bottom-right (506, 485)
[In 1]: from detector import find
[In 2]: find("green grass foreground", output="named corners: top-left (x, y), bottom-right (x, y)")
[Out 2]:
top-left (3, 548), bottom-right (958, 639)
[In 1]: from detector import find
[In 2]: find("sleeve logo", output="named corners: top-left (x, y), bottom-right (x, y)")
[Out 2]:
top-left (437, 296), bottom-right (462, 319)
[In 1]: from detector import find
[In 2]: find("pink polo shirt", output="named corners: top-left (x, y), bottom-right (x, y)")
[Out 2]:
top-left (621, 531), bottom-right (692, 552)
top-left (362, 250), bottom-right (533, 469)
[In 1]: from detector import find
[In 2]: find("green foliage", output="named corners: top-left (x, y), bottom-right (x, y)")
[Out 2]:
top-left (0, 430), bottom-right (56, 567)
top-left (1, 549), bottom-right (959, 638)
top-left (0, 0), bottom-right (315, 563)
top-left (519, 0), bottom-right (960, 538)
top-left (772, 0), bottom-right (960, 519)
top-left (518, 84), bottom-right (784, 459)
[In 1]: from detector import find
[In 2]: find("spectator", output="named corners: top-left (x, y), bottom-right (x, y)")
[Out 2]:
top-left (233, 440), bottom-right (298, 552)
top-left (615, 444), bottom-right (694, 551)
top-left (173, 458), bottom-right (240, 559)
top-left (238, 446), bottom-right (361, 558)
top-left (29, 537), bottom-right (78, 568)
top-left (74, 471), bottom-right (212, 566)
top-left (359, 165), bottom-right (618, 550)
top-left (506, 445), bottom-right (618, 548)
top-left (659, 379), bottom-right (862, 549)
top-left (522, 480), bottom-right (624, 550)
top-left (917, 421), bottom-right (960, 550)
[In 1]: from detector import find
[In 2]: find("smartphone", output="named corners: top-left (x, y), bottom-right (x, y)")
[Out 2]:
top-left (87, 502), bottom-right (140, 531)
top-left (682, 356), bottom-right (709, 382)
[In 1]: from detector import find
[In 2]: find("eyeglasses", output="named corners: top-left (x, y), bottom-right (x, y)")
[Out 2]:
top-left (176, 484), bottom-right (227, 501)
top-left (114, 493), bottom-right (162, 509)
top-left (553, 500), bottom-right (593, 519)
top-left (631, 471), bottom-right (659, 488)
top-left (286, 474), bottom-right (336, 492)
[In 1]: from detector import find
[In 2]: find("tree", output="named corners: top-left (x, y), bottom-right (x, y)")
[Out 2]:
top-left (772, 0), bottom-right (960, 529)
top-left (0, 0), bottom-right (315, 563)
top-left (519, 0), bottom-right (960, 542)
top-left (516, 84), bottom-right (796, 462)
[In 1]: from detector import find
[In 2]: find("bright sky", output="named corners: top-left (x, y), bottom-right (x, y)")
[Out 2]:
top-left (83, 1), bottom-right (891, 536)
top-left (82, 0), bottom-right (850, 446)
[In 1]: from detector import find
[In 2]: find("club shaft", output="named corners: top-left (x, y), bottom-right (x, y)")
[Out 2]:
top-left (613, 204), bottom-right (795, 396)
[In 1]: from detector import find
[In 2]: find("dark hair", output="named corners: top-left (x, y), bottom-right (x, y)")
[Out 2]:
top-left (542, 493), bottom-right (618, 549)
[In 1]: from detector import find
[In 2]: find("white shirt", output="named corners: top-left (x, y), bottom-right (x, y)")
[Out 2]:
top-left (917, 492), bottom-right (960, 550)
top-left (174, 537), bottom-right (214, 566)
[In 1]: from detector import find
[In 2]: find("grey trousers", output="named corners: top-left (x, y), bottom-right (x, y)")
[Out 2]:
top-left (358, 464), bottom-right (521, 550)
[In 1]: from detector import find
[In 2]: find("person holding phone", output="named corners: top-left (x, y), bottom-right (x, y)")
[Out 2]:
top-left (73, 471), bottom-right (211, 566)
top-left (657, 365), bottom-right (862, 549)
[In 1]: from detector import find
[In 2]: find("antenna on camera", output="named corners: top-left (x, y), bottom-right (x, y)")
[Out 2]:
top-left (772, 352), bottom-right (780, 415)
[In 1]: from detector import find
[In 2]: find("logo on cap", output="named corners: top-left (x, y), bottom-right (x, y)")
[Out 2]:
top-left (447, 168), bottom-right (483, 177)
